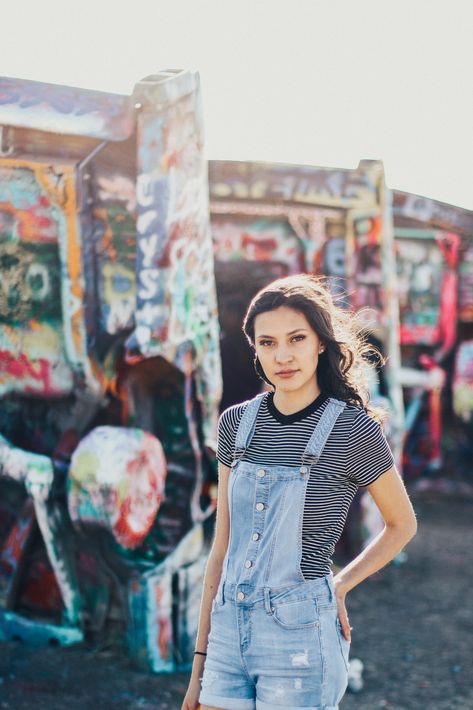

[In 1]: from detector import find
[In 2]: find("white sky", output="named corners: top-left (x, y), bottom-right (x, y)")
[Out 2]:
top-left (2, 0), bottom-right (472, 210)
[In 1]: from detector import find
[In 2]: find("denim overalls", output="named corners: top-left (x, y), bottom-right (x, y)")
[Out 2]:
top-left (199, 393), bottom-right (351, 710)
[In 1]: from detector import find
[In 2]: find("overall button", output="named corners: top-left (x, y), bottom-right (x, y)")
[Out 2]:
top-left (237, 591), bottom-right (245, 601)
top-left (255, 502), bottom-right (265, 511)
top-left (300, 465), bottom-right (308, 475)
top-left (252, 532), bottom-right (260, 541)
top-left (244, 560), bottom-right (252, 568)
top-left (256, 468), bottom-right (266, 477)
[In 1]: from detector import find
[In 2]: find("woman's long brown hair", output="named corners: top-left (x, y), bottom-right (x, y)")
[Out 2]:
top-left (242, 274), bottom-right (387, 422)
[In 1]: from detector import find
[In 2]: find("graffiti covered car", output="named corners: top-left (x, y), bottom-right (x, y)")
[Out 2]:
top-left (0, 70), bottom-right (222, 672)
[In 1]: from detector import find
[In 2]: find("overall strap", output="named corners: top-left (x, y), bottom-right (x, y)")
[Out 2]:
top-left (232, 392), bottom-right (268, 464)
top-left (301, 397), bottom-right (346, 466)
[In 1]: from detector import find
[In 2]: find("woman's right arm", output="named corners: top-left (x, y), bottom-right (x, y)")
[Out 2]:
top-left (182, 461), bottom-right (231, 708)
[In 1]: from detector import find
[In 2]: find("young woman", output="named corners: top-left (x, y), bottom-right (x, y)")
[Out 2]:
top-left (182, 274), bottom-right (417, 710)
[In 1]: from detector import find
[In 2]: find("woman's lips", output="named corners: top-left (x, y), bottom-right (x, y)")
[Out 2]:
top-left (276, 370), bottom-right (298, 378)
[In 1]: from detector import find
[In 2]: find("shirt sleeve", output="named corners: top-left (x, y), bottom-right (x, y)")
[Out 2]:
top-left (346, 409), bottom-right (395, 487)
top-left (216, 406), bottom-right (239, 467)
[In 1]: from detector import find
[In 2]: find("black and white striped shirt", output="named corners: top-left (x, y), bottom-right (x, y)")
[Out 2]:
top-left (217, 391), bottom-right (395, 579)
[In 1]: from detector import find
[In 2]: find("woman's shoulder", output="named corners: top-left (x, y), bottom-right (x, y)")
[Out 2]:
top-left (218, 392), bottom-right (266, 432)
top-left (331, 401), bottom-right (378, 431)
top-left (330, 399), bottom-right (362, 418)
top-left (335, 402), bottom-right (386, 441)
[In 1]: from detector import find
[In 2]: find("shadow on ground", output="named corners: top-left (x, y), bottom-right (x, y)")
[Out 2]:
top-left (1, 491), bottom-right (472, 710)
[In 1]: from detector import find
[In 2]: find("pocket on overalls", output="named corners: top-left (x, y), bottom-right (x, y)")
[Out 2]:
top-left (271, 597), bottom-right (320, 630)
top-left (335, 617), bottom-right (351, 672)
top-left (210, 596), bottom-right (224, 615)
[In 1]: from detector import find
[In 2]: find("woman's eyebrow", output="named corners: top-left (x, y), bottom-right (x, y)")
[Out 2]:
top-left (256, 329), bottom-right (308, 338)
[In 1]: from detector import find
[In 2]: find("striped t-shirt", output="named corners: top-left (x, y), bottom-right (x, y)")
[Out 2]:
top-left (217, 390), bottom-right (395, 579)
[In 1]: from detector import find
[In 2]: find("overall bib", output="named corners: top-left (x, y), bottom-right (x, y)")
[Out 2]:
top-left (199, 394), bottom-right (350, 710)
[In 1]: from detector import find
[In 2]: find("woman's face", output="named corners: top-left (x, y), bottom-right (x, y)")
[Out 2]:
top-left (253, 306), bottom-right (323, 392)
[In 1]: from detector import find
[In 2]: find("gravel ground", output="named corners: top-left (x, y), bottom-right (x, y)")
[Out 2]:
top-left (1, 490), bottom-right (472, 710)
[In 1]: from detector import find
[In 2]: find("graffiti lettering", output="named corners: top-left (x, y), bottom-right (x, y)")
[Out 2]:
top-left (0, 78), bottom-right (125, 119)
top-left (137, 210), bottom-right (158, 235)
top-left (136, 174), bottom-right (154, 207)
top-left (395, 192), bottom-right (473, 235)
top-left (132, 136), bottom-right (168, 353)
top-left (138, 269), bottom-right (160, 299)
top-left (209, 164), bottom-right (378, 207)
top-left (139, 233), bottom-right (159, 268)
top-left (0, 350), bottom-right (50, 391)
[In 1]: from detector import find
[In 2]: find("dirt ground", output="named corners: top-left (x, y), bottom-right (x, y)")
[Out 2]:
top-left (1, 490), bottom-right (472, 710)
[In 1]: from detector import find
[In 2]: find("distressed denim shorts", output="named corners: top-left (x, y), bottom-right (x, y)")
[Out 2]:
top-left (198, 574), bottom-right (350, 710)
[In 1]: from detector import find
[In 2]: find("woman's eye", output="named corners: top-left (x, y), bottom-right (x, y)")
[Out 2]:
top-left (258, 336), bottom-right (305, 346)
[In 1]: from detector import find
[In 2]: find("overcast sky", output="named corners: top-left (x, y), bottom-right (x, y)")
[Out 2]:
top-left (2, 0), bottom-right (472, 210)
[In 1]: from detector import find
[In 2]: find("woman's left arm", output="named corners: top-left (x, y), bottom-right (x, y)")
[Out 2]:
top-left (333, 465), bottom-right (417, 640)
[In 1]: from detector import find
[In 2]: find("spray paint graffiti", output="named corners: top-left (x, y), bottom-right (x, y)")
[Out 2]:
top-left (212, 216), bottom-right (303, 271)
top-left (127, 73), bottom-right (222, 446)
top-left (0, 71), bottom-right (222, 673)
top-left (396, 236), bottom-right (444, 345)
top-left (0, 76), bottom-right (134, 141)
top-left (209, 160), bottom-right (381, 208)
top-left (68, 427), bottom-right (167, 549)
top-left (452, 341), bottom-right (473, 424)
top-left (459, 244), bottom-right (473, 322)
top-left (352, 215), bottom-right (384, 315)
top-left (93, 204), bottom-right (136, 336)
top-left (0, 164), bottom-right (74, 396)
top-left (396, 231), bottom-right (459, 348)
top-left (394, 191), bottom-right (473, 236)
top-left (391, 190), bottom-right (472, 481)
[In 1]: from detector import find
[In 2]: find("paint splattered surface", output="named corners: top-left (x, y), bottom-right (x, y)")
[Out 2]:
top-left (1, 491), bottom-right (472, 710)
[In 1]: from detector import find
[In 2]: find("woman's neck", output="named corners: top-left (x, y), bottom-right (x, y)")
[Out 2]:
top-left (272, 381), bottom-right (321, 416)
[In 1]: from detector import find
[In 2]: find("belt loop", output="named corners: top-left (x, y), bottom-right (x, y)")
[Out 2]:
top-left (263, 587), bottom-right (273, 615)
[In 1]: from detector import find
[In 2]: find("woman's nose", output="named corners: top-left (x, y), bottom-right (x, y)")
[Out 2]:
top-left (275, 348), bottom-right (293, 362)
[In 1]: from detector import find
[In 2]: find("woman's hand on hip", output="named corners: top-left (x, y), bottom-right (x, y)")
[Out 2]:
top-left (333, 577), bottom-right (352, 642)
